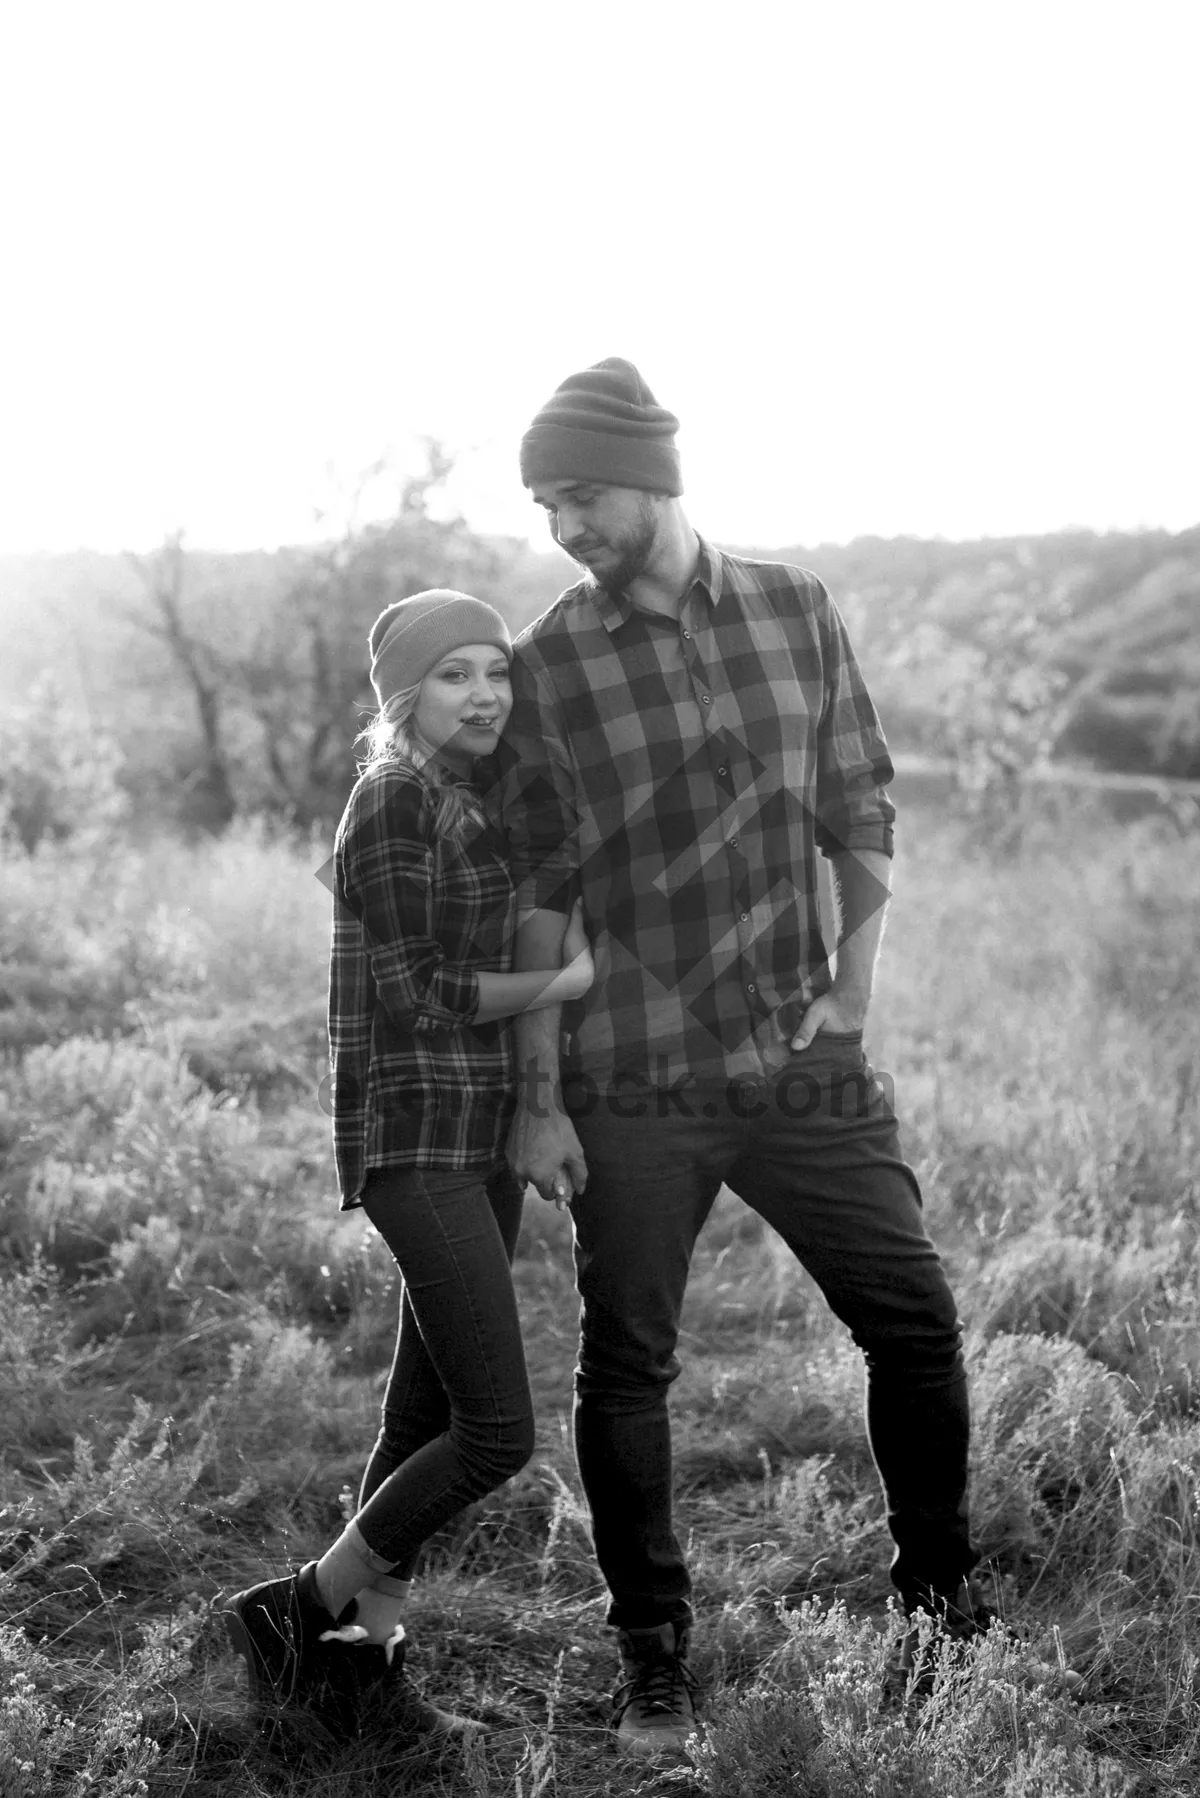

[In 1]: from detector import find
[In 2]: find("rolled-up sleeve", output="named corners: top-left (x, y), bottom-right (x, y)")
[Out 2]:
top-left (337, 775), bottom-right (481, 1032)
top-left (812, 585), bottom-right (896, 859)
top-left (496, 650), bottom-right (579, 914)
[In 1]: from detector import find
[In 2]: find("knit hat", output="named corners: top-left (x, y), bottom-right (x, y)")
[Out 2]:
top-left (369, 590), bottom-right (512, 709)
top-left (519, 356), bottom-right (682, 495)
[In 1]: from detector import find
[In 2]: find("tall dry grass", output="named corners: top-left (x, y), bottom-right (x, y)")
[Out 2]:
top-left (1, 804), bottom-right (1198, 1795)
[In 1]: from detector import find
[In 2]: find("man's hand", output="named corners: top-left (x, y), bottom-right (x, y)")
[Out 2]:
top-left (789, 988), bottom-right (868, 1052)
top-left (789, 848), bottom-right (890, 1052)
top-left (507, 1105), bottom-right (588, 1206)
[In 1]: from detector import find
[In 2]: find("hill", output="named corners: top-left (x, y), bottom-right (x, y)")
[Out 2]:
top-left (1, 523), bottom-right (1197, 831)
top-left (781, 526), bottom-right (1200, 777)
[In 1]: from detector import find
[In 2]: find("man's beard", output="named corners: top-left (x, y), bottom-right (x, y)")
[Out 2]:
top-left (569, 496), bottom-right (659, 595)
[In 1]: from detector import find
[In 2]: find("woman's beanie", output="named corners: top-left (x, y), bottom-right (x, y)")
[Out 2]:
top-left (369, 590), bottom-right (512, 709)
top-left (519, 357), bottom-right (682, 496)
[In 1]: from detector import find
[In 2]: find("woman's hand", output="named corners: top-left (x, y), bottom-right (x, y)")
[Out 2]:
top-left (562, 897), bottom-right (589, 964)
top-left (559, 897), bottom-right (594, 998)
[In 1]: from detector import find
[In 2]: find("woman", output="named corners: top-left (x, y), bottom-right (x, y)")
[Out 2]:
top-left (226, 589), bottom-right (592, 1742)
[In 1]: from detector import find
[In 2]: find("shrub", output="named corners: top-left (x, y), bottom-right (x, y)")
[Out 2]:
top-left (689, 1598), bottom-right (1126, 1798)
top-left (206, 1307), bottom-right (372, 1479)
top-left (0, 674), bottom-right (130, 855)
top-left (7, 1041), bottom-right (255, 1274)
top-left (968, 1333), bottom-right (1137, 1584)
top-left (974, 1227), bottom-right (1185, 1379)
top-left (0, 1261), bottom-right (102, 1449)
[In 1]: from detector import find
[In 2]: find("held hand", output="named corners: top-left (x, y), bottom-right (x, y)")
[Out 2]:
top-left (507, 1106), bottom-right (589, 1206)
top-left (549, 1150), bottom-right (587, 1212)
top-left (789, 989), bottom-right (868, 1052)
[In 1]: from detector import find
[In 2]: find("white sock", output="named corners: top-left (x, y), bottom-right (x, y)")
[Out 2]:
top-left (352, 1580), bottom-right (411, 1643)
top-left (319, 1576), bottom-right (411, 1663)
top-left (314, 1521), bottom-right (393, 1621)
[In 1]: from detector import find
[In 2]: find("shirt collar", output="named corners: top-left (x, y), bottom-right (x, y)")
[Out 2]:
top-left (589, 534), bottom-right (725, 635)
top-left (436, 759), bottom-right (486, 792)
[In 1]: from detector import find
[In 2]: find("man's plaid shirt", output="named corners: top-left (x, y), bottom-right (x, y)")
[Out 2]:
top-left (329, 760), bottom-right (516, 1206)
top-left (496, 537), bottom-right (895, 1090)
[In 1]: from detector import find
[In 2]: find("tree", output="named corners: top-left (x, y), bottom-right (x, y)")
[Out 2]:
top-left (227, 443), bottom-right (514, 825)
top-left (884, 584), bottom-right (1073, 842)
top-left (125, 533), bottom-right (237, 831)
top-left (101, 444), bottom-right (569, 832)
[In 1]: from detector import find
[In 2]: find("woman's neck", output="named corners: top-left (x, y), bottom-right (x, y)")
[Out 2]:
top-left (410, 728), bottom-right (474, 782)
top-left (427, 749), bottom-right (475, 782)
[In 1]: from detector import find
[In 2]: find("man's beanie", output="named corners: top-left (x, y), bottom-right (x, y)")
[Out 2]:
top-left (369, 590), bottom-right (512, 710)
top-left (519, 356), bottom-right (682, 496)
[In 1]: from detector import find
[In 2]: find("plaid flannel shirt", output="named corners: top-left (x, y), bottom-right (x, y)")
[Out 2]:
top-left (496, 537), bottom-right (895, 1090)
top-left (328, 760), bottom-right (516, 1205)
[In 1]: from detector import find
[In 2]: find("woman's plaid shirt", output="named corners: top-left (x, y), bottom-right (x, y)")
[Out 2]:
top-left (328, 760), bottom-right (516, 1205)
top-left (495, 538), bottom-right (896, 1090)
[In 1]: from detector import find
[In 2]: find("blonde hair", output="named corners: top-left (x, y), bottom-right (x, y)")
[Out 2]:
top-left (357, 685), bottom-right (486, 849)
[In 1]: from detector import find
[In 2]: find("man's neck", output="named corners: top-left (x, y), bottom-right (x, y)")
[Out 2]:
top-left (625, 508), bottom-right (701, 620)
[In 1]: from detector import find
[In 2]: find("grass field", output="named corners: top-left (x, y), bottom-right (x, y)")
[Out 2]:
top-left (1, 802), bottom-right (1198, 1796)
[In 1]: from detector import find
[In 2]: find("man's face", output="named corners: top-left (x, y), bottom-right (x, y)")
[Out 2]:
top-left (530, 478), bottom-right (661, 593)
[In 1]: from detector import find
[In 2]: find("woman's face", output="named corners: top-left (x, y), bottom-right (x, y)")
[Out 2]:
top-left (412, 643), bottom-right (513, 768)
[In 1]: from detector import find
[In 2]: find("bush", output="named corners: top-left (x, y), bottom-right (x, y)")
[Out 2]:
top-left (0, 675), bottom-right (129, 855)
top-left (968, 1334), bottom-right (1137, 1584)
top-left (0, 1262), bottom-right (102, 1450)
top-left (7, 1040), bottom-right (254, 1283)
top-left (689, 1598), bottom-right (1125, 1798)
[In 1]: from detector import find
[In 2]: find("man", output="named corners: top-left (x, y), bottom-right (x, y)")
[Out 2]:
top-left (498, 357), bottom-right (983, 1756)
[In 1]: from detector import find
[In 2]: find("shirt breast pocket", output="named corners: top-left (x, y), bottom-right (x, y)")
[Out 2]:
top-left (741, 676), bottom-right (824, 771)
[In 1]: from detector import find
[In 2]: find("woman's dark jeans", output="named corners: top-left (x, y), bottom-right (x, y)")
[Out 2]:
top-left (565, 1034), bottom-right (978, 1629)
top-left (355, 1161), bottom-right (534, 1576)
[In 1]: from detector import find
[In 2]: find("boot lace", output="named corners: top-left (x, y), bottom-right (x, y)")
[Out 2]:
top-left (614, 1652), bottom-right (701, 1723)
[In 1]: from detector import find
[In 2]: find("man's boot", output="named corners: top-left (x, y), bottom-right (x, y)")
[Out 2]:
top-left (612, 1621), bottom-right (701, 1758)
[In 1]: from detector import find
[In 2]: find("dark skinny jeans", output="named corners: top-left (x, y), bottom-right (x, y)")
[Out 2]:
top-left (564, 1033), bottom-right (979, 1629)
top-left (355, 1162), bottom-right (534, 1576)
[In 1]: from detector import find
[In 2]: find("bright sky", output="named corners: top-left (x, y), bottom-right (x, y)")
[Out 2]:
top-left (1, 0), bottom-right (1196, 555)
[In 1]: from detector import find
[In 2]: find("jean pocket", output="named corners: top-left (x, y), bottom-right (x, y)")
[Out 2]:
top-left (790, 1029), bottom-right (867, 1069)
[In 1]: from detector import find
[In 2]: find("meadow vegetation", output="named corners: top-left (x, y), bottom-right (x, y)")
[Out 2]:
top-left (1, 799), bottom-right (1199, 1796)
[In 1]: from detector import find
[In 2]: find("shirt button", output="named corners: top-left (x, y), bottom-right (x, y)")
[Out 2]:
top-left (730, 837), bottom-right (739, 848)
top-left (747, 983), bottom-right (756, 994)
top-left (701, 694), bottom-right (711, 704)
top-left (740, 912), bottom-right (749, 921)
top-left (682, 630), bottom-right (691, 640)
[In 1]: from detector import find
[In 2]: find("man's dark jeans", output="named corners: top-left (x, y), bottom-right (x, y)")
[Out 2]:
top-left (565, 1033), bottom-right (978, 1629)
top-left (355, 1162), bottom-right (535, 1576)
